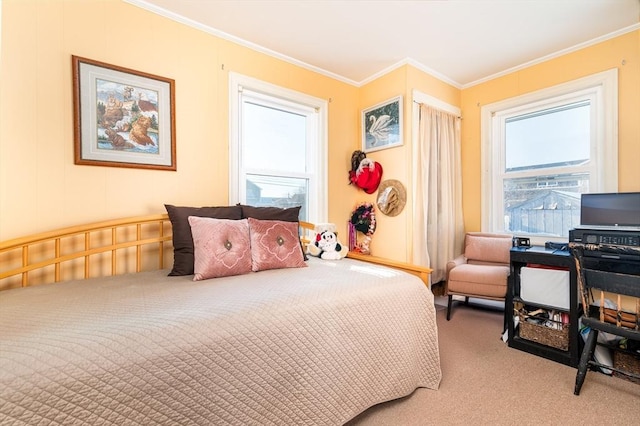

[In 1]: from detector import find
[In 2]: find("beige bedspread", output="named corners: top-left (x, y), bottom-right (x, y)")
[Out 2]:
top-left (0, 257), bottom-right (441, 425)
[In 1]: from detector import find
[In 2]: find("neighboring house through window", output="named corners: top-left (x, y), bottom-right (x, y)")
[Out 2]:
top-left (481, 69), bottom-right (618, 243)
top-left (229, 73), bottom-right (328, 223)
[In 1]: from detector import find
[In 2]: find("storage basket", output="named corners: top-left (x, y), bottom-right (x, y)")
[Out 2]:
top-left (613, 350), bottom-right (640, 385)
top-left (518, 310), bottom-right (569, 351)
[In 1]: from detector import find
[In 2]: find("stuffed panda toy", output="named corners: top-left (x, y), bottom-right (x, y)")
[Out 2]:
top-left (306, 223), bottom-right (349, 260)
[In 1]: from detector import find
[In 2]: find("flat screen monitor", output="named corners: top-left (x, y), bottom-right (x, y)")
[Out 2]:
top-left (580, 192), bottom-right (640, 229)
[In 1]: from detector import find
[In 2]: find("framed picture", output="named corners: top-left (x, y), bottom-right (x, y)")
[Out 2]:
top-left (72, 56), bottom-right (176, 170)
top-left (362, 95), bottom-right (403, 153)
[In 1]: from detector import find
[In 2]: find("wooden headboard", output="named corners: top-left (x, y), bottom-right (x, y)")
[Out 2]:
top-left (0, 215), bottom-right (174, 291)
top-left (0, 216), bottom-right (430, 291)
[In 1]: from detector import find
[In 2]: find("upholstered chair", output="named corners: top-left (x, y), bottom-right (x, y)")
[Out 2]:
top-left (445, 232), bottom-right (513, 320)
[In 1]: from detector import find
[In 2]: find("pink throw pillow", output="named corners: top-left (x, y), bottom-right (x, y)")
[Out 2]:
top-left (188, 217), bottom-right (252, 280)
top-left (248, 218), bottom-right (307, 272)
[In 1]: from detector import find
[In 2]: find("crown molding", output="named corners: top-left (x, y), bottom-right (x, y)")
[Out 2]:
top-left (126, 1), bottom-right (639, 90)
top-left (461, 23), bottom-right (640, 89)
top-left (124, 0), bottom-right (360, 87)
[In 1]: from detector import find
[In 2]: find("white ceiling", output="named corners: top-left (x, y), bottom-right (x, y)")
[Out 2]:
top-left (128, 0), bottom-right (640, 88)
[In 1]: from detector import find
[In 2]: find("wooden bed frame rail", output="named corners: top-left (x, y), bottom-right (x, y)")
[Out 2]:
top-left (0, 214), bottom-right (172, 290)
top-left (299, 221), bottom-right (432, 285)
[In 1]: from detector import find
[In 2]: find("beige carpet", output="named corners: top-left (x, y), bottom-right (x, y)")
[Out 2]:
top-left (347, 303), bottom-right (639, 425)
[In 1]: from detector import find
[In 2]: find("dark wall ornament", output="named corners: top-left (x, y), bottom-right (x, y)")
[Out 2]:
top-left (348, 150), bottom-right (383, 194)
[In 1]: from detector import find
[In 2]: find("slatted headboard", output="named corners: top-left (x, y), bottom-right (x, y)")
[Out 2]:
top-left (0, 215), bottom-right (174, 291)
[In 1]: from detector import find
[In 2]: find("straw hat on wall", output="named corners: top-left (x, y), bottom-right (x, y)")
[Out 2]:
top-left (376, 179), bottom-right (406, 217)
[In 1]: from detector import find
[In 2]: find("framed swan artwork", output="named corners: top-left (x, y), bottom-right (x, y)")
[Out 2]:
top-left (362, 95), bottom-right (403, 153)
top-left (72, 56), bottom-right (176, 171)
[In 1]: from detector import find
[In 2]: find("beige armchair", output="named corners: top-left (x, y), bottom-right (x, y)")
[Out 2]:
top-left (446, 232), bottom-right (513, 320)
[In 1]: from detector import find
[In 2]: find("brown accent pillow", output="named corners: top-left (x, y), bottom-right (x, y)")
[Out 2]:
top-left (239, 204), bottom-right (307, 260)
top-left (189, 217), bottom-right (252, 280)
top-left (165, 204), bottom-right (242, 276)
top-left (247, 218), bottom-right (307, 272)
top-left (239, 204), bottom-right (301, 222)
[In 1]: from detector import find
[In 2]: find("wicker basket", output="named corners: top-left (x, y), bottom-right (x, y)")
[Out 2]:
top-left (518, 311), bottom-right (569, 351)
top-left (613, 350), bottom-right (640, 385)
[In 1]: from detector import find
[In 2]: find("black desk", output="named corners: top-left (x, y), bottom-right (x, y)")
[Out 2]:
top-left (507, 246), bottom-right (580, 367)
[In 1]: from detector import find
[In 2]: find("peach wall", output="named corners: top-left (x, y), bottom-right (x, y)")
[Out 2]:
top-left (356, 65), bottom-right (460, 260)
top-left (460, 30), bottom-right (640, 232)
top-left (0, 0), bottom-right (357, 241)
top-left (1, 0), bottom-right (637, 265)
top-left (357, 67), bottom-right (410, 260)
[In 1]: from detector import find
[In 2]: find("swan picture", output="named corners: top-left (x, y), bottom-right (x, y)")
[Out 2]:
top-left (368, 114), bottom-right (393, 134)
top-left (362, 96), bottom-right (403, 152)
top-left (367, 115), bottom-right (393, 146)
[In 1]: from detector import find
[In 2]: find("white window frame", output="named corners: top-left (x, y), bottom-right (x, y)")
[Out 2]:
top-left (229, 72), bottom-right (328, 223)
top-left (481, 69), bottom-right (618, 243)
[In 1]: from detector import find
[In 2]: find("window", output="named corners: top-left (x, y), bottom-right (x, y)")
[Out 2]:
top-left (481, 69), bottom-right (618, 242)
top-left (229, 73), bottom-right (328, 223)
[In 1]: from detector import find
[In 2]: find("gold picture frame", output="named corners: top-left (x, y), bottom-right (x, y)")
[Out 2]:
top-left (72, 56), bottom-right (176, 170)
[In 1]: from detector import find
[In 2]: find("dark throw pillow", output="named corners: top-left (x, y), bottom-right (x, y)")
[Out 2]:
top-left (239, 205), bottom-right (301, 222)
top-left (165, 204), bottom-right (242, 276)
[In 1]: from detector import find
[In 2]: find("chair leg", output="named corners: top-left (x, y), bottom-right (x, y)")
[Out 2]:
top-left (446, 295), bottom-right (453, 321)
top-left (503, 310), bottom-right (508, 335)
top-left (575, 328), bottom-right (598, 395)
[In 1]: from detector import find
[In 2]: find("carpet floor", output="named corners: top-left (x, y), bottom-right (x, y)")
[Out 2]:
top-left (347, 303), bottom-right (639, 425)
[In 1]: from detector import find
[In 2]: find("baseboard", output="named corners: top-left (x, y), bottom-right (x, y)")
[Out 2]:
top-left (434, 296), bottom-right (448, 307)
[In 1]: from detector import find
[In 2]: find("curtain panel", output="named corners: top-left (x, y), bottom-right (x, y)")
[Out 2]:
top-left (413, 104), bottom-right (464, 283)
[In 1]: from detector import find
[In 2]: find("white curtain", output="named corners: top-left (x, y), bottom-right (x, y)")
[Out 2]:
top-left (413, 104), bottom-right (464, 283)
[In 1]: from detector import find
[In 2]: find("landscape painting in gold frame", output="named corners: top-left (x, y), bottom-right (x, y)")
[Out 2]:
top-left (72, 55), bottom-right (176, 170)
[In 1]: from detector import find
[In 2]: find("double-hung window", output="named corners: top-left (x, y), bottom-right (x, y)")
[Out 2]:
top-left (229, 73), bottom-right (327, 223)
top-left (481, 70), bottom-right (618, 242)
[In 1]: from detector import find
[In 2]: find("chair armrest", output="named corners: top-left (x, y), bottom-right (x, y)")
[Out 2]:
top-left (446, 255), bottom-right (467, 277)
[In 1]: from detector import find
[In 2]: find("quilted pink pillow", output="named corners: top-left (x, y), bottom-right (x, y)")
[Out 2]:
top-left (247, 218), bottom-right (307, 272)
top-left (188, 216), bottom-right (252, 280)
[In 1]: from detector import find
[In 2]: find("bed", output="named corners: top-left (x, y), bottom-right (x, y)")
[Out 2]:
top-left (0, 212), bottom-right (441, 425)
